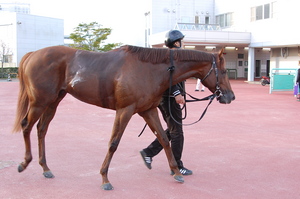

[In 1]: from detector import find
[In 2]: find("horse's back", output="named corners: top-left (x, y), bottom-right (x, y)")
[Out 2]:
top-left (21, 46), bottom-right (77, 75)
top-left (19, 45), bottom-right (164, 112)
top-left (64, 48), bottom-right (126, 108)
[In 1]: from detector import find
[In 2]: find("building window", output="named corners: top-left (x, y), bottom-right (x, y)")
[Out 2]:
top-left (264, 4), bottom-right (270, 19)
top-left (195, 16), bottom-right (199, 24)
top-left (238, 61), bottom-right (243, 67)
top-left (271, 1), bottom-right (277, 18)
top-left (251, 2), bottom-right (275, 21)
top-left (216, 12), bottom-right (233, 28)
top-left (256, 5), bottom-right (263, 20)
top-left (238, 54), bottom-right (244, 59)
top-left (3, 55), bottom-right (12, 63)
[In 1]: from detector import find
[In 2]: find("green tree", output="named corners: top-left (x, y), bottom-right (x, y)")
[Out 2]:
top-left (69, 22), bottom-right (122, 52)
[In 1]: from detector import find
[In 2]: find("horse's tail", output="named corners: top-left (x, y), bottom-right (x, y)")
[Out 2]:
top-left (12, 52), bottom-right (33, 133)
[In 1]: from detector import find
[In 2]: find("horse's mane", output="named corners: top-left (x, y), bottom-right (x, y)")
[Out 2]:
top-left (120, 45), bottom-right (214, 64)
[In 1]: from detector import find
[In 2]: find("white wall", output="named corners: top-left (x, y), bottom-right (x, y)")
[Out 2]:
top-left (151, 0), bottom-right (215, 34)
top-left (149, 0), bottom-right (300, 77)
top-left (271, 47), bottom-right (300, 69)
top-left (215, 0), bottom-right (300, 74)
top-left (0, 12), bottom-right (64, 67)
top-left (0, 12), bottom-right (18, 66)
top-left (16, 13), bottom-right (64, 64)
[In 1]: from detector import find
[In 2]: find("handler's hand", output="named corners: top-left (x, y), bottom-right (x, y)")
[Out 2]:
top-left (175, 95), bottom-right (185, 104)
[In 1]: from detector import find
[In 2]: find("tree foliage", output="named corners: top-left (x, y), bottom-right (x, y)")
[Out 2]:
top-left (69, 22), bottom-right (122, 52)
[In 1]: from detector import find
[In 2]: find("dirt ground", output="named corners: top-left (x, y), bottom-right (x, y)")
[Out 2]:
top-left (0, 78), bottom-right (299, 199)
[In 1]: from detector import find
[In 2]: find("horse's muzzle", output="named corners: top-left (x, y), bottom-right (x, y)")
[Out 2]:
top-left (217, 92), bottom-right (235, 104)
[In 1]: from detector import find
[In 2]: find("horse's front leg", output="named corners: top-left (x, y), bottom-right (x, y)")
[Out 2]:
top-left (100, 106), bottom-right (135, 190)
top-left (139, 108), bottom-right (184, 183)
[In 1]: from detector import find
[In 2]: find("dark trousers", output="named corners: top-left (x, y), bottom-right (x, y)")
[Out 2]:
top-left (143, 96), bottom-right (184, 168)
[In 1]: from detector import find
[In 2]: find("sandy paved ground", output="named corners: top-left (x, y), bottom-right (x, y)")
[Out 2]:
top-left (0, 78), bottom-right (299, 199)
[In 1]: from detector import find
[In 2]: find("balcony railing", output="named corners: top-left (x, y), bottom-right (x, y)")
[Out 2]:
top-left (174, 23), bottom-right (221, 31)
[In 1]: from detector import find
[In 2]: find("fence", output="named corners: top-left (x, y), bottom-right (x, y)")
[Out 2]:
top-left (270, 68), bottom-right (298, 94)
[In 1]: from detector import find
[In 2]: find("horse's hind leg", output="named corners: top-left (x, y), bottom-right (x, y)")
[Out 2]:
top-left (139, 108), bottom-right (184, 183)
top-left (100, 106), bottom-right (135, 190)
top-left (18, 105), bottom-right (47, 173)
top-left (36, 91), bottom-right (67, 178)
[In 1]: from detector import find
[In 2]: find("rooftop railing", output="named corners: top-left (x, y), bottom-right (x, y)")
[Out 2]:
top-left (174, 23), bottom-right (221, 31)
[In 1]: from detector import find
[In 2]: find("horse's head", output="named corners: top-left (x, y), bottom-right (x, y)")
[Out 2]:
top-left (199, 49), bottom-right (235, 104)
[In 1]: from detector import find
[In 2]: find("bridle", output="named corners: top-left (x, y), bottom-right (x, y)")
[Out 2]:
top-left (167, 50), bottom-right (223, 126)
top-left (138, 50), bottom-right (224, 136)
top-left (200, 56), bottom-right (223, 99)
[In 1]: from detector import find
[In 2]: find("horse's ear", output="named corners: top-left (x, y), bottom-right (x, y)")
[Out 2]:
top-left (218, 48), bottom-right (224, 59)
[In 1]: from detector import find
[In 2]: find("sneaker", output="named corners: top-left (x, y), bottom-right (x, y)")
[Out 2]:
top-left (170, 167), bottom-right (193, 175)
top-left (140, 150), bottom-right (152, 169)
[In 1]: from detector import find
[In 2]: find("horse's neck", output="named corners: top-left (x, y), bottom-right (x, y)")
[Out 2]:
top-left (171, 62), bottom-right (201, 84)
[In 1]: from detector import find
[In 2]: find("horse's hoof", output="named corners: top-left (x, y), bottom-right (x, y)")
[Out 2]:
top-left (43, 171), bottom-right (55, 178)
top-left (174, 175), bottom-right (184, 183)
top-left (18, 164), bottom-right (25, 173)
top-left (101, 183), bottom-right (114, 190)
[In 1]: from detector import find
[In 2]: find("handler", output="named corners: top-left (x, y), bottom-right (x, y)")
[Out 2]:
top-left (140, 30), bottom-right (193, 175)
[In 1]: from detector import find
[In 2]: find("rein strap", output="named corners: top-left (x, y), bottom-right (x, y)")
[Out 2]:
top-left (138, 51), bottom-right (217, 136)
top-left (167, 50), bottom-right (216, 126)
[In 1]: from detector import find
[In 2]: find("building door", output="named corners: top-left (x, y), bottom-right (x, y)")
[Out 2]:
top-left (237, 59), bottom-right (244, 78)
top-left (205, 16), bottom-right (209, 24)
top-left (205, 16), bottom-right (209, 30)
top-left (266, 60), bottom-right (270, 76)
top-left (255, 60), bottom-right (261, 77)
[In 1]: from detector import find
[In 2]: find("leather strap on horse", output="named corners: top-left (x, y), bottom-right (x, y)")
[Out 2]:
top-left (138, 123), bottom-right (148, 137)
top-left (139, 50), bottom-right (177, 137)
top-left (167, 50), bottom-right (216, 126)
top-left (138, 51), bottom-right (216, 136)
top-left (168, 50), bottom-right (175, 72)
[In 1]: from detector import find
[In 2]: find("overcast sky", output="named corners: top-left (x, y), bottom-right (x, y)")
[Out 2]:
top-left (27, 0), bottom-right (147, 46)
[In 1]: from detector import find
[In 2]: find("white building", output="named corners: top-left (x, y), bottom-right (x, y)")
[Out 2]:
top-left (146, 0), bottom-right (300, 81)
top-left (0, 1), bottom-right (30, 13)
top-left (0, 2), bottom-right (63, 68)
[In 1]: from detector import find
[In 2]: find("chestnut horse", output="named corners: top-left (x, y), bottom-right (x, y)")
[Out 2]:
top-left (12, 45), bottom-right (235, 190)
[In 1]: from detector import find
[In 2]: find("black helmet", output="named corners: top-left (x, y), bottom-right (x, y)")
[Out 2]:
top-left (164, 30), bottom-right (184, 48)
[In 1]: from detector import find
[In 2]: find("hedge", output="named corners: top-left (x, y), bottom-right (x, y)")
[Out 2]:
top-left (0, 67), bottom-right (18, 78)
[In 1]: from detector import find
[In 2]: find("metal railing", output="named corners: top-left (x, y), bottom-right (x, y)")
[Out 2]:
top-left (174, 23), bottom-right (221, 31)
top-left (0, 23), bottom-right (13, 26)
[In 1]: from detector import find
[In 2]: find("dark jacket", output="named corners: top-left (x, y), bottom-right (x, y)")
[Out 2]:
top-left (163, 82), bottom-right (184, 97)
